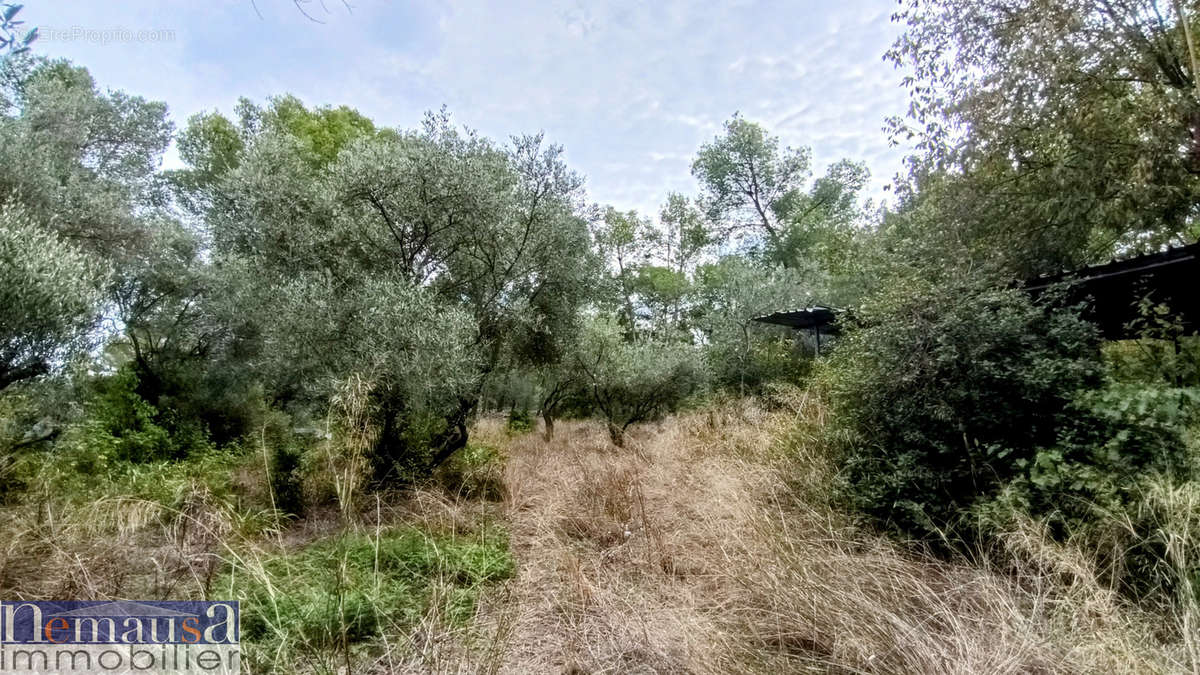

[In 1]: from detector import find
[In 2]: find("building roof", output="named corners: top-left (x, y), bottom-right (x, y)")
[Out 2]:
top-left (1024, 241), bottom-right (1200, 339)
top-left (751, 242), bottom-right (1200, 342)
top-left (752, 305), bottom-right (844, 332)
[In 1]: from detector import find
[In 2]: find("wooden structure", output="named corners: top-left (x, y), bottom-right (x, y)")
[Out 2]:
top-left (753, 241), bottom-right (1200, 351)
top-left (1024, 242), bottom-right (1200, 340)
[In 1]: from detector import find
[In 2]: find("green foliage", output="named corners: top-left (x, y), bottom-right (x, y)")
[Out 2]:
top-left (170, 111), bottom-right (244, 211)
top-left (12, 434), bottom-right (244, 511)
top-left (1021, 384), bottom-right (1200, 520)
top-left (261, 94), bottom-right (377, 167)
top-left (261, 274), bottom-right (480, 480)
top-left (694, 256), bottom-right (823, 394)
top-left (575, 320), bottom-right (708, 446)
top-left (825, 277), bottom-right (1103, 540)
top-left (63, 367), bottom-right (211, 466)
top-left (0, 200), bottom-right (105, 389)
top-left (432, 442), bottom-right (506, 501)
top-left (692, 115), bottom-right (812, 243)
top-left (691, 115), bottom-right (868, 269)
top-left (180, 103), bottom-right (598, 478)
top-left (656, 192), bottom-right (711, 275)
top-left (506, 408), bottom-right (534, 434)
top-left (1104, 297), bottom-right (1200, 386)
top-left (592, 206), bottom-right (657, 336)
top-left (270, 443), bottom-right (305, 518)
top-left (888, 0), bottom-right (1200, 276)
top-left (0, 59), bottom-right (173, 260)
top-left (0, 3), bottom-right (36, 55)
top-left (228, 526), bottom-right (514, 667)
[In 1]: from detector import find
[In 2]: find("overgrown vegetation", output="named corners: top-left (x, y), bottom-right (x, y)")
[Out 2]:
top-left (3, 1), bottom-right (1200, 671)
top-left (225, 527), bottom-right (514, 673)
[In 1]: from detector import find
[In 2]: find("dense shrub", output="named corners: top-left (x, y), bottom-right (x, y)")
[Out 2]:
top-left (824, 277), bottom-right (1103, 540)
top-left (269, 443), bottom-right (305, 517)
top-left (66, 367), bottom-right (212, 465)
top-left (431, 442), bottom-right (506, 501)
top-left (1023, 385), bottom-right (1200, 518)
top-left (706, 332), bottom-right (813, 395)
top-left (506, 408), bottom-right (534, 433)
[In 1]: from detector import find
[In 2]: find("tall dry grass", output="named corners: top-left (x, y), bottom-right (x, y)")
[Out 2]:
top-left (484, 389), bottom-right (1198, 674)
top-left (1, 390), bottom-right (1195, 673)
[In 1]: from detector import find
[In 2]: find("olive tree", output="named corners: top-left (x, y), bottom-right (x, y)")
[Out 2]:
top-left (182, 103), bottom-right (597, 475)
top-left (694, 256), bottom-right (824, 394)
top-left (260, 273), bottom-right (479, 480)
top-left (0, 201), bottom-right (105, 390)
top-left (574, 320), bottom-right (707, 448)
top-left (0, 58), bottom-right (172, 261)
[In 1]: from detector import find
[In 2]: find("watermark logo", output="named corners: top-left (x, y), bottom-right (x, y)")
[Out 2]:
top-left (38, 26), bottom-right (176, 45)
top-left (0, 601), bottom-right (238, 674)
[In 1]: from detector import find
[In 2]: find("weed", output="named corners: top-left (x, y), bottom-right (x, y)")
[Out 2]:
top-left (221, 525), bottom-right (514, 672)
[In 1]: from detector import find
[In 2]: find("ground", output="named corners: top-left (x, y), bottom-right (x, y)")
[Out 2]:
top-left (481, 410), bottom-right (770, 674)
top-left (2, 395), bottom-right (1190, 673)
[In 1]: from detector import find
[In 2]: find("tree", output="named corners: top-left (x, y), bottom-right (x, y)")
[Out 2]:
top-left (259, 95), bottom-right (377, 168)
top-left (260, 273), bottom-right (480, 481)
top-left (0, 59), bottom-right (173, 261)
top-left (532, 359), bottom-right (584, 441)
top-left (0, 3), bottom-right (36, 56)
top-left (0, 58), bottom-right (178, 396)
top-left (768, 158), bottom-right (870, 275)
top-left (180, 104), bottom-right (598, 475)
top-left (0, 201), bottom-right (105, 390)
top-left (170, 111), bottom-right (245, 213)
top-left (694, 256), bottom-right (824, 394)
top-left (692, 115), bottom-right (869, 269)
top-left (574, 320), bottom-right (707, 448)
top-left (655, 193), bottom-right (711, 277)
top-left (888, 0), bottom-right (1200, 277)
top-left (692, 115), bottom-right (811, 249)
top-left (592, 206), bottom-right (655, 336)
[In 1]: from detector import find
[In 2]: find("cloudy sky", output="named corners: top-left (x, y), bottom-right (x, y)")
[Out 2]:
top-left (31, 1), bottom-right (911, 215)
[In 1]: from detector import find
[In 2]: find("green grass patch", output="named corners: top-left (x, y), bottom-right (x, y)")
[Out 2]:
top-left (222, 525), bottom-right (514, 665)
top-left (432, 442), bottom-right (507, 501)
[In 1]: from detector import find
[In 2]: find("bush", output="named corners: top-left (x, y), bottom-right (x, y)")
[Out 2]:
top-left (431, 442), bottom-right (506, 501)
top-left (824, 278), bottom-right (1103, 541)
top-left (506, 408), bottom-right (534, 433)
top-left (706, 332), bottom-right (812, 394)
top-left (65, 367), bottom-right (212, 466)
top-left (1023, 385), bottom-right (1200, 521)
top-left (269, 443), bottom-right (305, 518)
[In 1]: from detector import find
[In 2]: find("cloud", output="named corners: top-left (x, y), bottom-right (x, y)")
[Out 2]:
top-left (30, 0), bottom-right (912, 215)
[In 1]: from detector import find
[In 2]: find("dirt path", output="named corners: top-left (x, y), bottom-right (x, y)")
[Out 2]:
top-left (475, 410), bottom-right (777, 674)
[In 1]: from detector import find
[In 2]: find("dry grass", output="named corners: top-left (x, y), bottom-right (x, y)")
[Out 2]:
top-left (476, 392), bottom-right (1196, 674)
top-left (1, 394), bottom-right (1194, 674)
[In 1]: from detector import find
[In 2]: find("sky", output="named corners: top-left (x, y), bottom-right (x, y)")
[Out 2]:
top-left (30, 0), bottom-right (912, 216)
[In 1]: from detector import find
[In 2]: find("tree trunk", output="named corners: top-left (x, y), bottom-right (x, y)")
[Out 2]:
top-left (429, 417), bottom-right (469, 469)
top-left (0, 360), bottom-right (49, 392)
top-left (371, 398), bottom-right (405, 484)
top-left (542, 411), bottom-right (555, 441)
top-left (428, 396), bottom-right (476, 469)
top-left (607, 421), bottom-right (625, 448)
